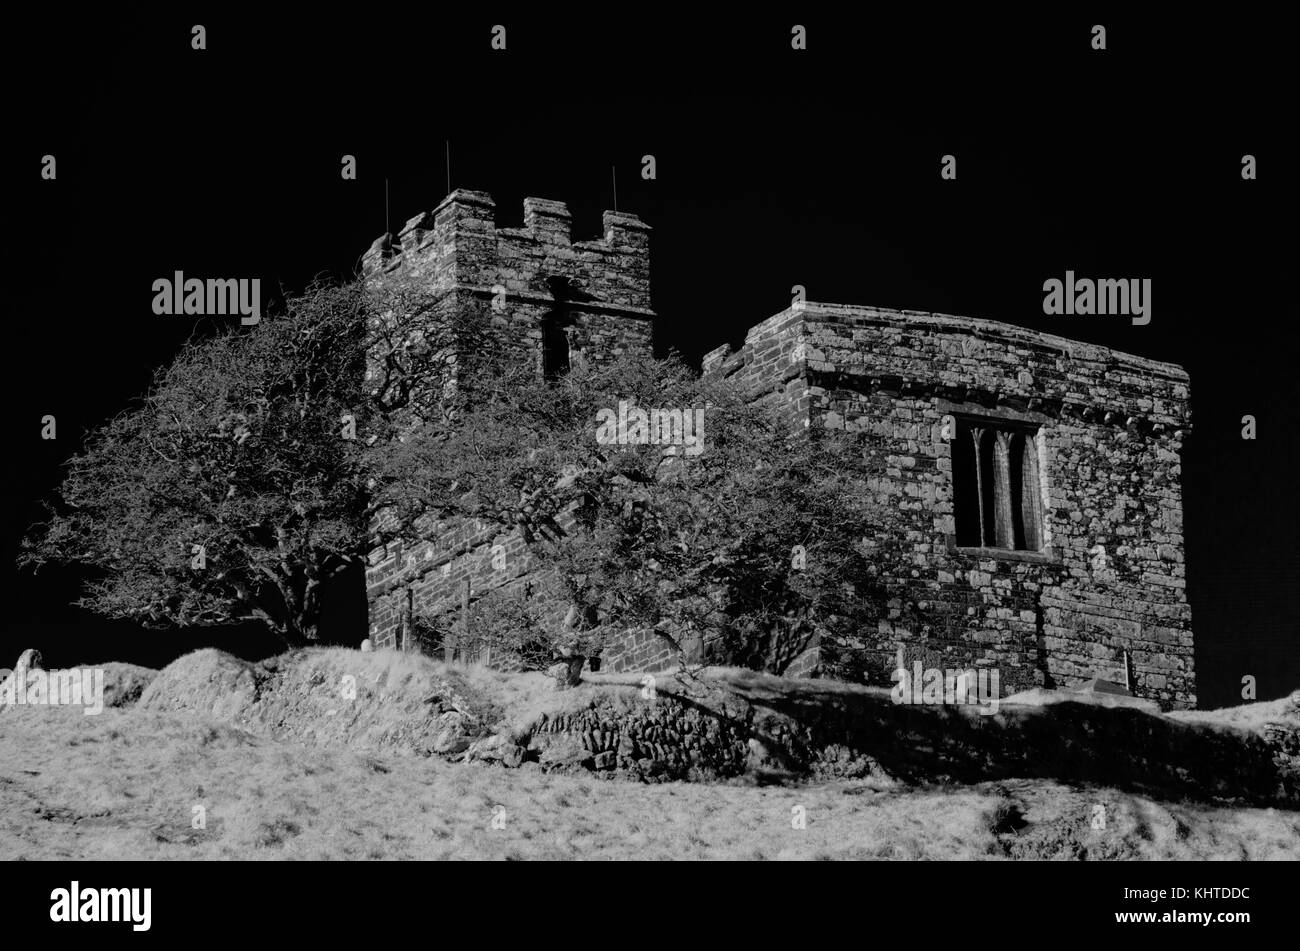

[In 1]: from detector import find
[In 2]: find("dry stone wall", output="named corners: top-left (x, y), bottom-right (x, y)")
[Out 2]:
top-left (511, 674), bottom-right (1295, 806)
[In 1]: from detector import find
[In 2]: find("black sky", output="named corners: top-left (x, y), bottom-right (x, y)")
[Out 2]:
top-left (5, 10), bottom-right (1294, 707)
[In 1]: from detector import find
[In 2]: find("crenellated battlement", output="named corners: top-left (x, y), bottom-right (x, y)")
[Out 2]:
top-left (361, 189), bottom-right (653, 317)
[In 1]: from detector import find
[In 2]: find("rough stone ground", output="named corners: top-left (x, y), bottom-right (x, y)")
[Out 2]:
top-left (1, 647), bottom-right (1297, 859)
top-left (2, 703), bottom-right (1299, 860)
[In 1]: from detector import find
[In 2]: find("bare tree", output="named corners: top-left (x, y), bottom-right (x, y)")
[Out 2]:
top-left (19, 276), bottom-right (499, 645)
top-left (397, 352), bottom-right (889, 675)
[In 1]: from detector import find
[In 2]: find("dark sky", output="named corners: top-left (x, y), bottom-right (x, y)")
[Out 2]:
top-left (5, 10), bottom-right (1294, 707)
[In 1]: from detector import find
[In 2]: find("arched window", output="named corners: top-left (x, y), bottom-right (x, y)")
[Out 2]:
top-left (953, 419), bottom-right (1044, 551)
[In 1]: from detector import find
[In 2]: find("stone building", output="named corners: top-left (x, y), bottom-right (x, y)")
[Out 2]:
top-left (361, 189), bottom-right (655, 659)
top-left (703, 303), bottom-right (1194, 709)
top-left (362, 190), bottom-right (1196, 710)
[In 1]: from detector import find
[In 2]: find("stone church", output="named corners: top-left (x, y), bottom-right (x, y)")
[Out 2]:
top-left (361, 189), bottom-right (1196, 710)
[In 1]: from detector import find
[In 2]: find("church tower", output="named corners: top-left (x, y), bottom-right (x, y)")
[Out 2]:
top-left (361, 190), bottom-right (654, 651)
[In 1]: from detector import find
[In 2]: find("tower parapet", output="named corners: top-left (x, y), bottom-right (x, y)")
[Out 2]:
top-left (362, 189), bottom-right (653, 321)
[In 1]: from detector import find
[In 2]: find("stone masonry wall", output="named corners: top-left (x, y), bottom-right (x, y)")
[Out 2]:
top-left (367, 503), bottom-right (682, 674)
top-left (704, 302), bottom-right (1195, 709)
top-left (361, 195), bottom-right (1196, 708)
top-left (362, 189), bottom-right (653, 377)
top-left (363, 191), bottom-right (655, 655)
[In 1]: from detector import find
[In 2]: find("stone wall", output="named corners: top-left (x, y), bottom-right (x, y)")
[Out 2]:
top-left (360, 196), bottom-right (1197, 709)
top-left (362, 189), bottom-right (653, 377)
top-left (510, 673), bottom-right (1295, 806)
top-left (523, 683), bottom-right (754, 782)
top-left (366, 514), bottom-right (550, 655)
top-left (704, 302), bottom-right (1195, 708)
top-left (362, 190), bottom-right (655, 652)
top-left (598, 628), bottom-right (681, 674)
top-left (367, 505), bottom-right (685, 674)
